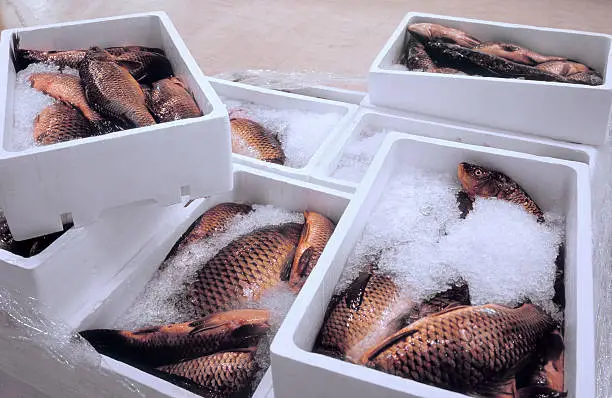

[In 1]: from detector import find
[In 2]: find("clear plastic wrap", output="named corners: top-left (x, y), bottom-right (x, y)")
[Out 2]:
top-left (593, 122), bottom-right (612, 398)
top-left (0, 287), bottom-right (144, 398)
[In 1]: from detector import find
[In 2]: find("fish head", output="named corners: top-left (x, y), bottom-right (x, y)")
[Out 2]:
top-left (457, 162), bottom-right (501, 198)
top-left (407, 23), bottom-right (433, 40)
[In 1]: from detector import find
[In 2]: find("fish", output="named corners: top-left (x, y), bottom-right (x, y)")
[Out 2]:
top-left (79, 309), bottom-right (270, 368)
top-left (400, 32), bottom-right (466, 75)
top-left (229, 117), bottom-right (286, 165)
top-left (105, 46), bottom-right (166, 56)
top-left (314, 268), bottom-right (400, 362)
top-left (28, 73), bottom-right (116, 134)
top-left (113, 50), bottom-right (174, 84)
top-left (400, 283), bottom-right (471, 327)
top-left (362, 303), bottom-right (555, 395)
top-left (175, 203), bottom-right (254, 252)
top-left (288, 211), bottom-right (336, 292)
top-left (156, 348), bottom-right (258, 395)
top-left (474, 42), bottom-right (566, 66)
top-left (517, 386), bottom-right (567, 397)
top-left (536, 60), bottom-right (590, 76)
top-left (146, 77), bottom-right (203, 123)
top-left (407, 23), bottom-right (481, 48)
top-left (517, 329), bottom-right (565, 394)
top-left (187, 222), bottom-right (302, 315)
top-left (33, 103), bottom-right (93, 145)
top-left (457, 162), bottom-right (545, 223)
top-left (565, 70), bottom-right (604, 86)
top-left (79, 47), bottom-right (156, 129)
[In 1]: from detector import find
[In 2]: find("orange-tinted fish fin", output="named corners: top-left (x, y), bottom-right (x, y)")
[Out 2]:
top-left (295, 246), bottom-right (314, 278)
top-left (188, 317), bottom-right (230, 335)
top-left (427, 304), bottom-right (470, 317)
top-left (115, 59), bottom-right (142, 71)
top-left (131, 326), bottom-right (161, 335)
top-left (344, 271), bottom-right (372, 311)
top-left (361, 327), bottom-right (419, 364)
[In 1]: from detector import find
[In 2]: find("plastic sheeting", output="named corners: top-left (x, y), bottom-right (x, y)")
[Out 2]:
top-left (0, 287), bottom-right (144, 398)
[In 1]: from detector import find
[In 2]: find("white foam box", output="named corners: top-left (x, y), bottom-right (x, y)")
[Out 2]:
top-left (0, 198), bottom-right (208, 324)
top-left (271, 133), bottom-right (594, 398)
top-left (67, 165), bottom-right (351, 398)
top-left (368, 12), bottom-right (612, 146)
top-left (206, 77), bottom-right (358, 182)
top-left (0, 12), bottom-right (233, 241)
top-left (311, 107), bottom-right (597, 193)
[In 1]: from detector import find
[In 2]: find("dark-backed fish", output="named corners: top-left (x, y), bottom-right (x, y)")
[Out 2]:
top-left (400, 32), bottom-right (465, 75)
top-left (146, 77), bottom-right (203, 123)
top-left (314, 268), bottom-right (400, 362)
top-left (362, 303), bottom-right (555, 395)
top-left (79, 309), bottom-right (269, 367)
top-left (33, 103), bottom-right (92, 145)
top-left (457, 162), bottom-right (545, 223)
top-left (79, 47), bottom-right (156, 128)
top-left (105, 46), bottom-right (165, 56)
top-left (114, 50), bottom-right (173, 84)
top-left (400, 283), bottom-right (470, 327)
top-left (157, 348), bottom-right (258, 395)
top-left (187, 222), bottom-right (302, 315)
top-left (230, 117), bottom-right (286, 165)
top-left (407, 23), bottom-right (481, 48)
top-left (288, 211), bottom-right (335, 292)
top-left (29, 73), bottom-right (116, 134)
top-left (474, 42), bottom-right (566, 66)
top-left (176, 203), bottom-right (253, 251)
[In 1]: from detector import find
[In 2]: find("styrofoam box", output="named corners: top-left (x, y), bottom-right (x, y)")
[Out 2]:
top-left (206, 77), bottom-right (358, 181)
top-left (66, 165), bottom-right (351, 398)
top-left (312, 107), bottom-right (596, 193)
top-left (283, 85), bottom-right (367, 105)
top-left (0, 12), bottom-right (233, 241)
top-left (271, 133), bottom-right (594, 398)
top-left (368, 12), bottom-right (612, 146)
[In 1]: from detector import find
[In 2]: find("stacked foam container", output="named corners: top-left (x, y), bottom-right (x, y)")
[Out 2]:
top-left (0, 10), bottom-right (609, 398)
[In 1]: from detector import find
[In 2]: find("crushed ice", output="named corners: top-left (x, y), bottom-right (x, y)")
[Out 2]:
top-left (337, 167), bottom-right (565, 321)
top-left (11, 63), bottom-right (79, 152)
top-left (330, 127), bottom-right (390, 183)
top-left (221, 97), bottom-right (342, 168)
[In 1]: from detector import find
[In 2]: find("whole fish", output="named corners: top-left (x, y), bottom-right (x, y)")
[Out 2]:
top-left (114, 50), bottom-right (173, 84)
top-left (407, 23), bottom-right (481, 48)
top-left (400, 283), bottom-right (471, 327)
top-left (176, 203), bottom-right (253, 252)
top-left (288, 211), bottom-right (336, 292)
top-left (536, 60), bottom-right (590, 76)
top-left (34, 103), bottom-right (93, 145)
top-left (187, 223), bottom-right (302, 315)
top-left (79, 47), bottom-right (156, 128)
top-left (457, 162), bottom-right (545, 223)
top-left (314, 269), bottom-right (400, 362)
top-left (146, 77), bottom-right (203, 123)
top-left (79, 309), bottom-right (270, 367)
top-left (28, 73), bottom-right (116, 134)
top-left (474, 42), bottom-right (566, 66)
top-left (230, 117), bottom-right (286, 165)
top-left (157, 348), bottom-right (257, 395)
top-left (362, 304), bottom-right (555, 395)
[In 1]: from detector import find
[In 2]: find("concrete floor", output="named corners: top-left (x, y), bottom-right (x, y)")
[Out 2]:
top-left (2, 0), bottom-right (612, 89)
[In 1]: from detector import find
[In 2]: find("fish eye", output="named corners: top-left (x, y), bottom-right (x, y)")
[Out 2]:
top-left (474, 169), bottom-right (483, 177)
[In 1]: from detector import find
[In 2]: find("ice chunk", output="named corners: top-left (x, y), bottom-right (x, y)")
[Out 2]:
top-left (11, 63), bottom-right (79, 151)
top-left (221, 97), bottom-right (342, 168)
top-left (330, 127), bottom-right (390, 183)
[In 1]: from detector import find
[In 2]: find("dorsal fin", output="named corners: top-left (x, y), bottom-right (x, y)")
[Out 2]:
top-left (360, 327), bottom-right (419, 364)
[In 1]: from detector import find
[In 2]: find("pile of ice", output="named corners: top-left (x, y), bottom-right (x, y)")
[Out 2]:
top-left (337, 167), bottom-right (565, 320)
top-left (222, 97), bottom-right (342, 168)
top-left (12, 63), bottom-right (79, 151)
top-left (330, 127), bottom-right (390, 183)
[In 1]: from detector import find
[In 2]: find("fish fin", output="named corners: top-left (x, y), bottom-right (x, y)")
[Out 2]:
top-left (343, 270), bottom-right (372, 311)
top-left (280, 252), bottom-right (294, 282)
top-left (361, 328), bottom-right (419, 364)
top-left (131, 326), bottom-right (161, 335)
top-left (427, 304), bottom-right (470, 317)
top-left (114, 59), bottom-right (143, 71)
top-left (295, 246), bottom-right (314, 278)
top-left (188, 317), bottom-right (231, 335)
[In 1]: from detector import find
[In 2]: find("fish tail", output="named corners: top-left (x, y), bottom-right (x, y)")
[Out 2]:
top-left (10, 33), bottom-right (30, 72)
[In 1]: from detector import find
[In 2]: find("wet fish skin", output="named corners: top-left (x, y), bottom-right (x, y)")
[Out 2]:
top-left (230, 117), bottom-right (286, 165)
top-left (536, 60), bottom-right (590, 76)
top-left (157, 349), bottom-right (258, 395)
top-left (176, 203), bottom-right (253, 252)
top-left (105, 46), bottom-right (166, 56)
top-left (401, 32), bottom-right (436, 70)
top-left (457, 162), bottom-right (545, 223)
top-left (114, 50), bottom-right (174, 84)
top-left (408, 23), bottom-right (481, 48)
top-left (474, 42), bottom-right (566, 66)
top-left (519, 329), bottom-right (565, 393)
top-left (79, 309), bottom-right (270, 367)
top-left (79, 47), bottom-right (156, 129)
top-left (289, 211), bottom-right (336, 292)
top-left (363, 304), bottom-right (555, 395)
top-left (517, 386), bottom-right (567, 397)
top-left (146, 77), bottom-right (203, 123)
top-left (34, 103), bottom-right (93, 145)
top-left (401, 283), bottom-right (471, 327)
top-left (314, 269), bottom-right (400, 361)
top-left (565, 70), bottom-right (604, 86)
top-left (187, 222), bottom-right (302, 315)
top-left (28, 73), bottom-right (117, 134)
